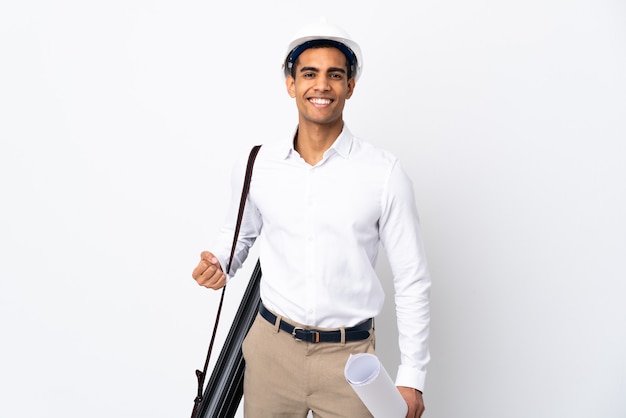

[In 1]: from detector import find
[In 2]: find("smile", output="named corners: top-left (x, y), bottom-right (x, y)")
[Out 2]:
top-left (309, 98), bottom-right (332, 105)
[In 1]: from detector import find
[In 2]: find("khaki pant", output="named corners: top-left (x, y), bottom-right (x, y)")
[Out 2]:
top-left (242, 311), bottom-right (376, 418)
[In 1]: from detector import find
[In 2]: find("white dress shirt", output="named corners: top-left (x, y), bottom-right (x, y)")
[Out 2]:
top-left (212, 124), bottom-right (431, 391)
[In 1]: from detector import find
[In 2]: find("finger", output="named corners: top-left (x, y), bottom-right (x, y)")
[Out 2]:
top-left (197, 257), bottom-right (224, 283)
top-left (198, 268), bottom-right (226, 289)
top-left (210, 273), bottom-right (227, 289)
top-left (192, 259), bottom-right (209, 280)
top-left (193, 252), bottom-right (221, 280)
top-left (416, 401), bottom-right (425, 418)
top-left (200, 251), bottom-right (219, 265)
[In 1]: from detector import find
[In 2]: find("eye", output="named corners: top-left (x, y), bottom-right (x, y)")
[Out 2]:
top-left (329, 73), bottom-right (344, 80)
top-left (302, 72), bottom-right (316, 79)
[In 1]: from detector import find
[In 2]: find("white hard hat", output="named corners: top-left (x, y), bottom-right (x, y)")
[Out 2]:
top-left (282, 19), bottom-right (363, 81)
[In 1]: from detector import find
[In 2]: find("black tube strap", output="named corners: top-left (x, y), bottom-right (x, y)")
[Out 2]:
top-left (259, 303), bottom-right (372, 343)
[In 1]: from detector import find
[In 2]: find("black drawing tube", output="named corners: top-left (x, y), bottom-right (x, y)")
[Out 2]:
top-left (198, 259), bottom-right (262, 418)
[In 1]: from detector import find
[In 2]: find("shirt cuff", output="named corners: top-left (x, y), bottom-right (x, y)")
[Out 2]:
top-left (395, 364), bottom-right (427, 393)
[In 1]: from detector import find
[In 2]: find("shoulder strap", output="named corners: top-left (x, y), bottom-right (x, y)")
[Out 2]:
top-left (227, 144), bottom-right (262, 275)
top-left (192, 144), bottom-right (262, 418)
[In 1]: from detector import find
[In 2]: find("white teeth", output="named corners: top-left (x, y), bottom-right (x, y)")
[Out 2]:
top-left (310, 98), bottom-right (331, 105)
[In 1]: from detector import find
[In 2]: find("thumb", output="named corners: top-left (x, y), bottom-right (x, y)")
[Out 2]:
top-left (200, 251), bottom-right (220, 266)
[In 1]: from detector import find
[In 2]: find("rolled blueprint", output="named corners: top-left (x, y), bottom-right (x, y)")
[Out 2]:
top-left (344, 353), bottom-right (408, 418)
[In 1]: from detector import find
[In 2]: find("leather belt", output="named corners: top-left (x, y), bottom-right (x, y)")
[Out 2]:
top-left (259, 303), bottom-right (372, 343)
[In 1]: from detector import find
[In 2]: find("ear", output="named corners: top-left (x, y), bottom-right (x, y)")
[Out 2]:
top-left (286, 75), bottom-right (296, 98)
top-left (345, 78), bottom-right (356, 100)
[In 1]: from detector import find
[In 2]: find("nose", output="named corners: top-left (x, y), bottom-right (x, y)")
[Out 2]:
top-left (314, 76), bottom-right (331, 92)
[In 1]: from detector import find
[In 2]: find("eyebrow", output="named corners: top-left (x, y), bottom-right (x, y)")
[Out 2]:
top-left (299, 66), bottom-right (347, 74)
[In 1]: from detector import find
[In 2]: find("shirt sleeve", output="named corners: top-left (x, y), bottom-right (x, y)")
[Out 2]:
top-left (210, 150), bottom-right (263, 280)
top-left (378, 159), bottom-right (431, 392)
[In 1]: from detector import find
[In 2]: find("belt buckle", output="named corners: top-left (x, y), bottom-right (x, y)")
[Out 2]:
top-left (292, 327), bottom-right (321, 343)
top-left (292, 327), bottom-right (304, 341)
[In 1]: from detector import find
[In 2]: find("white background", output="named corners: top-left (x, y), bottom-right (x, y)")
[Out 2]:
top-left (1, 1), bottom-right (625, 417)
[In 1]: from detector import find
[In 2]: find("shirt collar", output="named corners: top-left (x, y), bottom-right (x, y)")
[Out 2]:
top-left (281, 123), bottom-right (354, 160)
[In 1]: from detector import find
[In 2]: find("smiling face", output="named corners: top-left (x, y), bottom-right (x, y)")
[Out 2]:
top-left (286, 46), bottom-right (355, 129)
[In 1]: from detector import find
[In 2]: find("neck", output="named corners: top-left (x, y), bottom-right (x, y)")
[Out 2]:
top-left (294, 119), bottom-right (343, 165)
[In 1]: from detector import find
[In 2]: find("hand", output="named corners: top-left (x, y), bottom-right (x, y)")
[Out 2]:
top-left (192, 251), bottom-right (226, 290)
top-left (398, 386), bottom-right (425, 418)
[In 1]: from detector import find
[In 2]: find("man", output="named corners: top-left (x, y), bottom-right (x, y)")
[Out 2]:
top-left (192, 19), bottom-right (431, 418)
